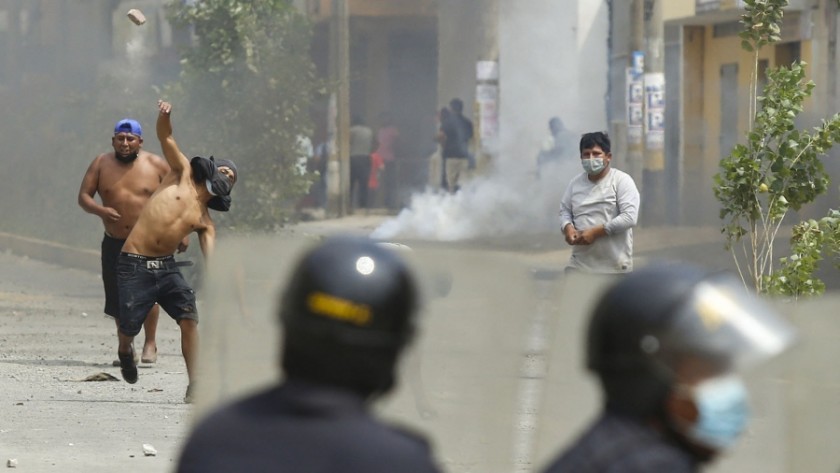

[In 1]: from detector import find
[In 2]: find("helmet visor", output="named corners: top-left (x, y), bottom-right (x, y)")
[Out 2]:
top-left (659, 274), bottom-right (796, 373)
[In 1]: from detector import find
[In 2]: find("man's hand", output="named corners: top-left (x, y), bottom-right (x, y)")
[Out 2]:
top-left (101, 207), bottom-right (121, 223)
top-left (158, 100), bottom-right (172, 115)
top-left (177, 236), bottom-right (190, 254)
top-left (564, 224), bottom-right (578, 245)
top-left (576, 226), bottom-right (606, 245)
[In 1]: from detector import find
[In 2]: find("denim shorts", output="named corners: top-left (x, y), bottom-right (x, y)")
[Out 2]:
top-left (101, 234), bottom-right (126, 318)
top-left (117, 253), bottom-right (198, 336)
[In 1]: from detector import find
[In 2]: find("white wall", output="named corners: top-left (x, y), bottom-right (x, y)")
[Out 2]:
top-left (437, 0), bottom-right (609, 170)
top-left (497, 0), bottom-right (609, 169)
top-left (437, 0), bottom-right (486, 122)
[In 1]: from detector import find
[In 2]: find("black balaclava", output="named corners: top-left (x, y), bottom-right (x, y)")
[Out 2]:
top-left (190, 156), bottom-right (234, 212)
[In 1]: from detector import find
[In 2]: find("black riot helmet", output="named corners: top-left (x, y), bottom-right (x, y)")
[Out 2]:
top-left (586, 262), bottom-right (794, 418)
top-left (279, 235), bottom-right (419, 399)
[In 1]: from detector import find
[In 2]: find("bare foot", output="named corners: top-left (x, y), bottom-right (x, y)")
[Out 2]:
top-left (141, 345), bottom-right (157, 364)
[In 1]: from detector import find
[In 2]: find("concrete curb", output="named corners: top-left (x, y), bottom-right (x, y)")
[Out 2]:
top-left (0, 231), bottom-right (98, 273)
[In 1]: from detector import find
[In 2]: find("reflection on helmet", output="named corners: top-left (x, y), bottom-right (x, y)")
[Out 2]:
top-left (586, 262), bottom-right (795, 417)
top-left (280, 235), bottom-right (419, 399)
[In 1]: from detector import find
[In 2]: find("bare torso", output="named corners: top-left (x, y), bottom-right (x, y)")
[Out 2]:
top-left (122, 168), bottom-right (212, 256)
top-left (86, 151), bottom-right (169, 239)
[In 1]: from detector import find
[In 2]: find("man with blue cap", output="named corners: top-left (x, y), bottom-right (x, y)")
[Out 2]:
top-left (79, 117), bottom-right (187, 366)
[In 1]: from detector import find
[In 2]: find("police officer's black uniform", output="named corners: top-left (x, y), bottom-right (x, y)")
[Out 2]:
top-left (541, 412), bottom-right (698, 473)
top-left (176, 236), bottom-right (443, 473)
top-left (539, 262), bottom-right (794, 473)
top-left (177, 380), bottom-right (440, 473)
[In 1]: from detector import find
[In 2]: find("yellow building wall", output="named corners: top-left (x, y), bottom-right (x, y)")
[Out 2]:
top-left (663, 0), bottom-right (695, 20)
top-left (702, 37), bottom-right (814, 163)
top-left (688, 23), bottom-right (814, 224)
top-left (702, 30), bottom-right (772, 169)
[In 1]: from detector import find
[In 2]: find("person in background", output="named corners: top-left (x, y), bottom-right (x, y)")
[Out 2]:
top-left (176, 236), bottom-right (443, 473)
top-left (440, 98), bottom-right (474, 193)
top-left (536, 116), bottom-right (577, 179)
top-left (78, 118), bottom-right (185, 366)
top-left (369, 149), bottom-right (385, 206)
top-left (349, 115), bottom-right (374, 211)
top-left (559, 131), bottom-right (640, 273)
top-left (428, 107), bottom-right (450, 192)
top-left (539, 262), bottom-right (795, 472)
top-left (310, 124), bottom-right (331, 210)
top-left (375, 111), bottom-right (400, 210)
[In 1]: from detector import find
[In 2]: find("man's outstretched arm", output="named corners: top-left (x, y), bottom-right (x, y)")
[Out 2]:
top-left (156, 100), bottom-right (189, 172)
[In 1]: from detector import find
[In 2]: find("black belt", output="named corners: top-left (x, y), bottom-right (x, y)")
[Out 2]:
top-left (121, 252), bottom-right (193, 269)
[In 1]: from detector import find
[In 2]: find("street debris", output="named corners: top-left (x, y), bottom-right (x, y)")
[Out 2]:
top-left (80, 372), bottom-right (119, 382)
top-left (142, 444), bottom-right (157, 457)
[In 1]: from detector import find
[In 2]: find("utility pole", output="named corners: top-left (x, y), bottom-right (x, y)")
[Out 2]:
top-left (475, 0), bottom-right (500, 173)
top-left (327, 0), bottom-right (350, 217)
top-left (628, 0), bottom-right (645, 190)
top-left (643, 0), bottom-right (665, 225)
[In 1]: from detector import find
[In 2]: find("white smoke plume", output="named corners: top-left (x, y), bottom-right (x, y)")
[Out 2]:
top-left (371, 159), bottom-right (580, 241)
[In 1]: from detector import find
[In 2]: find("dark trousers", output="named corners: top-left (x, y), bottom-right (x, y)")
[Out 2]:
top-left (350, 154), bottom-right (371, 209)
top-left (383, 164), bottom-right (398, 210)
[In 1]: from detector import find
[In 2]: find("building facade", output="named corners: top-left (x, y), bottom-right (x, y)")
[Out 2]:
top-left (665, 0), bottom-right (839, 224)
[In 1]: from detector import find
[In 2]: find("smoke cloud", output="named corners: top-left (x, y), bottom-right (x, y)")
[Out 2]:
top-left (371, 159), bottom-right (580, 241)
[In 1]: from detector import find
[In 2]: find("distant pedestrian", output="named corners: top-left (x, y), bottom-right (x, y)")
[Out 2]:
top-left (536, 116), bottom-right (577, 178)
top-left (559, 132), bottom-right (640, 273)
top-left (176, 236), bottom-right (443, 473)
top-left (375, 112), bottom-right (400, 209)
top-left (428, 107), bottom-right (449, 191)
top-left (349, 115), bottom-right (374, 211)
top-left (310, 126), bottom-right (330, 209)
top-left (369, 149), bottom-right (385, 204)
top-left (441, 98), bottom-right (474, 193)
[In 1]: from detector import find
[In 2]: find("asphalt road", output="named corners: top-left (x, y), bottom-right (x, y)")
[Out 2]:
top-left (0, 250), bottom-right (191, 472)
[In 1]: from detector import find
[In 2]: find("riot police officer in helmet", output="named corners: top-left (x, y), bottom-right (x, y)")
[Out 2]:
top-left (540, 262), bottom-right (795, 472)
top-left (177, 236), bottom-right (442, 473)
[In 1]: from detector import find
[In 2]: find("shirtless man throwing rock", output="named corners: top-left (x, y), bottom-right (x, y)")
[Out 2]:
top-left (116, 100), bottom-right (238, 402)
top-left (79, 118), bottom-right (183, 365)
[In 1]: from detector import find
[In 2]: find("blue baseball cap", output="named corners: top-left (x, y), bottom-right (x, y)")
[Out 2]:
top-left (114, 119), bottom-right (142, 137)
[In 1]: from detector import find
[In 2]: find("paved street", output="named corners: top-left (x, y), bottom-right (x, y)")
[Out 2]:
top-left (0, 250), bottom-right (191, 472)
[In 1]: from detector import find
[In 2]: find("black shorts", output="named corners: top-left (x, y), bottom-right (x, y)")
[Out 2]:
top-left (117, 253), bottom-right (198, 336)
top-left (101, 234), bottom-right (125, 318)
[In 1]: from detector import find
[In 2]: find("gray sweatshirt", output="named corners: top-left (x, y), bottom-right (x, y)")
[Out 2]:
top-left (558, 168), bottom-right (640, 273)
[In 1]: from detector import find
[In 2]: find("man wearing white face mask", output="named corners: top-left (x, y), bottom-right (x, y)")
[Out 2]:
top-left (539, 262), bottom-right (795, 472)
top-left (558, 132), bottom-right (640, 273)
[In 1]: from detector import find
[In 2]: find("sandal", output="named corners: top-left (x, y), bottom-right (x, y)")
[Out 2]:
top-left (118, 346), bottom-right (138, 384)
